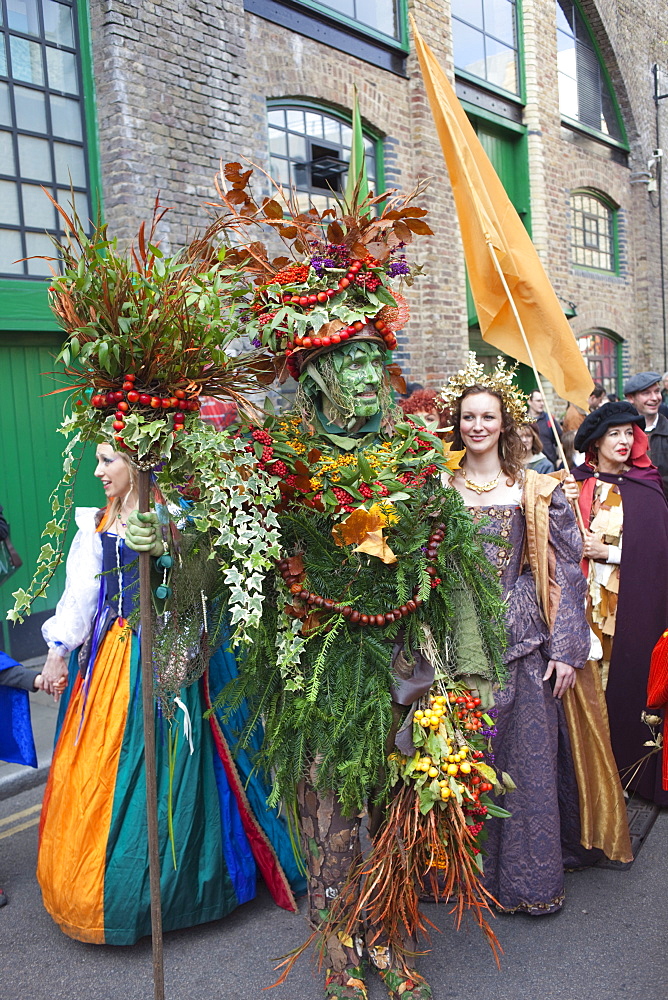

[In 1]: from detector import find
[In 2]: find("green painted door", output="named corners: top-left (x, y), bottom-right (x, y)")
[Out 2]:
top-left (0, 334), bottom-right (101, 655)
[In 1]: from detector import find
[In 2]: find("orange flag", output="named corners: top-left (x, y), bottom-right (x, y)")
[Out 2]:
top-left (410, 16), bottom-right (593, 409)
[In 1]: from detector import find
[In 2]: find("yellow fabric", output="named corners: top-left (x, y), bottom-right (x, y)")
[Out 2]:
top-left (522, 471), bottom-right (632, 863)
top-left (37, 622), bottom-right (132, 943)
top-left (410, 17), bottom-right (594, 409)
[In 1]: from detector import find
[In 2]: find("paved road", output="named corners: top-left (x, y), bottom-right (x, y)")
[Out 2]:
top-left (0, 783), bottom-right (665, 1000)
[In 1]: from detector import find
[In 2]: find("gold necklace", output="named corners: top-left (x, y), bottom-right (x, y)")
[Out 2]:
top-left (462, 469), bottom-right (502, 494)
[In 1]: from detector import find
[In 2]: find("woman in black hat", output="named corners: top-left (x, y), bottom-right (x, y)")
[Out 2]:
top-left (567, 401), bottom-right (668, 805)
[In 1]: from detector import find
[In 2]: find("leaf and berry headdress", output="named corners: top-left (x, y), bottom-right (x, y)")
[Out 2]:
top-left (206, 162), bottom-right (432, 382)
top-left (44, 195), bottom-right (275, 464)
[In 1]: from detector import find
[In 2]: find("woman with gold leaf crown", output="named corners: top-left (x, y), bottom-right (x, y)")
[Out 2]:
top-left (439, 356), bottom-right (632, 914)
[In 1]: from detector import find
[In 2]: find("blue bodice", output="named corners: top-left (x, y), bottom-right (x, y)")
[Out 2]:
top-left (100, 532), bottom-right (140, 619)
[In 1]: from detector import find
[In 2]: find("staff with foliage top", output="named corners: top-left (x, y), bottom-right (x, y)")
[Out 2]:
top-left (11, 200), bottom-right (304, 958)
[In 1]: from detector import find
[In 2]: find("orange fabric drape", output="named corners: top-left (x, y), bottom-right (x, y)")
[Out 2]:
top-left (37, 622), bottom-right (132, 943)
top-left (523, 470), bottom-right (632, 863)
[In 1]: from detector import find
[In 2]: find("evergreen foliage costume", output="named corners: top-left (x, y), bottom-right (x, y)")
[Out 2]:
top-left (201, 168), bottom-right (514, 998)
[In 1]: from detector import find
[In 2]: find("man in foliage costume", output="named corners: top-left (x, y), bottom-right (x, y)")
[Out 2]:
top-left (125, 169), bottom-right (511, 997)
top-left (128, 309), bottom-right (507, 999)
top-left (157, 166), bottom-right (509, 1000)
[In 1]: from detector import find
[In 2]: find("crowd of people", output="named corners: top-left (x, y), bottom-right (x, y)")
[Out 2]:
top-left (3, 359), bottom-right (668, 991)
top-left (3, 323), bottom-right (668, 996)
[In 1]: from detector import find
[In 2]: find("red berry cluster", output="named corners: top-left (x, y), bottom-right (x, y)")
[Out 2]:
top-left (272, 263), bottom-right (311, 285)
top-left (89, 374), bottom-right (198, 445)
top-left (251, 429), bottom-right (273, 446)
top-left (332, 486), bottom-right (356, 512)
top-left (354, 273), bottom-right (381, 292)
top-left (452, 692), bottom-right (486, 733)
top-left (464, 801), bottom-right (490, 848)
top-left (397, 460), bottom-right (441, 489)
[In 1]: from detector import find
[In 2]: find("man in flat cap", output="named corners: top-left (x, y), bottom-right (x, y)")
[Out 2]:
top-left (624, 371), bottom-right (668, 497)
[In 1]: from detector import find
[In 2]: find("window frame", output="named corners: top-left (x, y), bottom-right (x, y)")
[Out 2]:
top-left (0, 0), bottom-right (101, 331)
top-left (570, 187), bottom-right (619, 277)
top-left (577, 328), bottom-right (623, 397)
top-left (452, 0), bottom-right (526, 105)
top-left (556, 0), bottom-right (628, 150)
top-left (244, 0), bottom-right (408, 74)
top-left (266, 97), bottom-right (386, 210)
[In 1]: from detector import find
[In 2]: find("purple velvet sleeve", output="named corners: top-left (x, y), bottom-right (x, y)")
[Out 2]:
top-left (545, 487), bottom-right (589, 669)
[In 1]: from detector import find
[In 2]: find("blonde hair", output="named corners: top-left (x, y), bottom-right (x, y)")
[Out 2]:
top-left (102, 448), bottom-right (138, 527)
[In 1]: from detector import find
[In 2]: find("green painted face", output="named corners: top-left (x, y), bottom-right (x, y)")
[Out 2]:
top-left (333, 343), bottom-right (385, 418)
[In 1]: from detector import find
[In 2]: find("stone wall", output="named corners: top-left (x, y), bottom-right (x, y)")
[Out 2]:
top-left (87, 0), bottom-right (668, 388)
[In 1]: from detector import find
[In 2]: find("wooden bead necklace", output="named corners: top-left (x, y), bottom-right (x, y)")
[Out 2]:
top-left (277, 522), bottom-right (446, 627)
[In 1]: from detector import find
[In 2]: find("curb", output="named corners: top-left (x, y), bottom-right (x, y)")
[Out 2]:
top-left (0, 761), bottom-right (50, 801)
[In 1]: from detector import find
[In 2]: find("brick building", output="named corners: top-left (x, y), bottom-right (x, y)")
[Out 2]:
top-left (2, 0), bottom-right (668, 651)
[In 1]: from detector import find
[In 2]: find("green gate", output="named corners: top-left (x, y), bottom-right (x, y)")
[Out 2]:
top-left (0, 333), bottom-right (101, 658)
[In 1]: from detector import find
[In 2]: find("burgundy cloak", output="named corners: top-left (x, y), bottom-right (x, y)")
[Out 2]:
top-left (573, 462), bottom-right (668, 805)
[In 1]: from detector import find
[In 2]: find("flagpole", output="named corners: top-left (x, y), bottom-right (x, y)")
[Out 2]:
top-left (485, 239), bottom-right (586, 534)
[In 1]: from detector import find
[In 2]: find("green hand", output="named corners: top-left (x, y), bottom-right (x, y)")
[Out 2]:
top-left (125, 510), bottom-right (163, 557)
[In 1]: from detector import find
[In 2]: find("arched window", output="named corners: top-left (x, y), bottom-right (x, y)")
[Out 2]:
top-left (570, 190), bottom-right (617, 272)
top-left (578, 330), bottom-right (621, 395)
top-left (267, 102), bottom-right (380, 215)
top-left (0, 0), bottom-right (92, 278)
top-left (556, 0), bottom-right (624, 143)
top-left (452, 0), bottom-right (520, 97)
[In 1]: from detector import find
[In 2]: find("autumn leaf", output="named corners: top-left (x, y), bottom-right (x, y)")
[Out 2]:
top-left (355, 529), bottom-right (397, 565)
top-left (262, 198), bottom-right (283, 219)
top-left (287, 554), bottom-right (304, 575)
top-left (327, 221), bottom-right (344, 243)
top-left (442, 441), bottom-right (466, 471)
top-left (332, 507), bottom-right (382, 546)
top-left (404, 218), bottom-right (434, 235)
top-left (301, 611), bottom-right (324, 635)
top-left (368, 502), bottom-right (398, 525)
top-left (387, 362), bottom-right (406, 394)
top-left (392, 221), bottom-right (413, 243)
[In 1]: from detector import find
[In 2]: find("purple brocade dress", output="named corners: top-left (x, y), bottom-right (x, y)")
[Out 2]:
top-left (472, 492), bottom-right (599, 915)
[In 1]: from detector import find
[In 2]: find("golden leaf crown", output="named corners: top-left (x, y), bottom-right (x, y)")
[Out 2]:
top-left (439, 352), bottom-right (528, 425)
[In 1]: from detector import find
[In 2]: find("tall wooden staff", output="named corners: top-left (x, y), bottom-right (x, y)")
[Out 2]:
top-left (138, 467), bottom-right (164, 1000)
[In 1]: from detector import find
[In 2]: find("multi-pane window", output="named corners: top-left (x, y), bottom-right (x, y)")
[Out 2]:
top-left (303, 0), bottom-right (400, 40)
top-left (570, 191), bottom-right (615, 271)
top-left (0, 0), bottom-right (90, 278)
top-left (578, 331), bottom-right (619, 395)
top-left (452, 0), bottom-right (520, 96)
top-left (556, 0), bottom-right (623, 141)
top-left (268, 105), bottom-right (378, 215)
